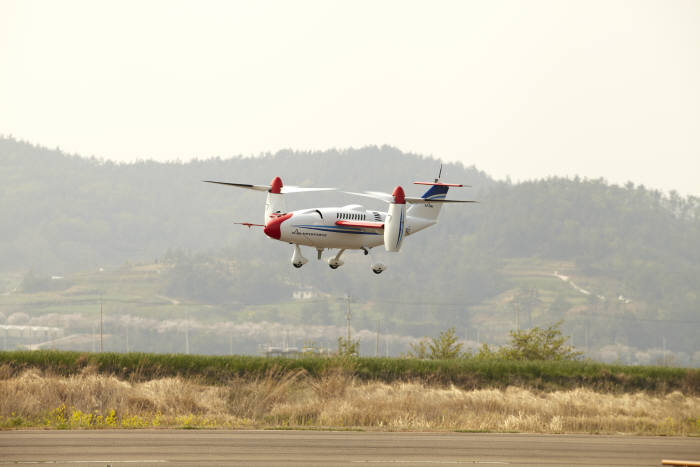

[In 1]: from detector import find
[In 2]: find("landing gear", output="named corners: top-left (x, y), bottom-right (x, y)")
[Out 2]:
top-left (291, 244), bottom-right (308, 268)
top-left (328, 249), bottom-right (345, 270)
top-left (364, 247), bottom-right (386, 274)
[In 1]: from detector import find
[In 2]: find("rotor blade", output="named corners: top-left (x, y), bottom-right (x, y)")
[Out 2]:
top-left (203, 181), bottom-right (270, 191)
top-left (281, 186), bottom-right (336, 194)
top-left (366, 191), bottom-right (395, 201)
top-left (343, 191), bottom-right (393, 203)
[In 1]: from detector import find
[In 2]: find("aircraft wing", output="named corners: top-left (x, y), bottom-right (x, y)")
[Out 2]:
top-left (235, 222), bottom-right (265, 228)
top-left (335, 220), bottom-right (384, 229)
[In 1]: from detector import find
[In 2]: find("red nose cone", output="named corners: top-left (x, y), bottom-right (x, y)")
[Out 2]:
top-left (264, 212), bottom-right (292, 239)
top-left (269, 176), bottom-right (283, 194)
top-left (392, 186), bottom-right (405, 204)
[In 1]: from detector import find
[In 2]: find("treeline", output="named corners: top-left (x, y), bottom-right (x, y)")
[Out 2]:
top-left (0, 136), bottom-right (493, 273)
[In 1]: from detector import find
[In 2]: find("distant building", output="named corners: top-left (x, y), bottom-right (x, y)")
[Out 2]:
top-left (259, 344), bottom-right (300, 358)
top-left (292, 286), bottom-right (325, 300)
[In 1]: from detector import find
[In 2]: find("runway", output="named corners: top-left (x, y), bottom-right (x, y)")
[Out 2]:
top-left (0, 430), bottom-right (698, 466)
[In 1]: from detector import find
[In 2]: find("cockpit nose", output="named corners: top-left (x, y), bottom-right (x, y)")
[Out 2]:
top-left (263, 213), bottom-right (292, 240)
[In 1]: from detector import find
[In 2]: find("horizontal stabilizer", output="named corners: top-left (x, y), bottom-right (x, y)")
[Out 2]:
top-left (335, 220), bottom-right (384, 229)
top-left (406, 197), bottom-right (478, 204)
top-left (413, 181), bottom-right (469, 187)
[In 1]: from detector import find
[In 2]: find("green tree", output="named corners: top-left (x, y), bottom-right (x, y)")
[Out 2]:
top-left (336, 337), bottom-right (360, 357)
top-left (406, 338), bottom-right (429, 359)
top-left (428, 327), bottom-right (463, 360)
top-left (499, 321), bottom-right (582, 361)
top-left (407, 327), bottom-right (463, 360)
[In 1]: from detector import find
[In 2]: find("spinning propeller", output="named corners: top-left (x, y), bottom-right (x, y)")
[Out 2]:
top-left (203, 178), bottom-right (334, 194)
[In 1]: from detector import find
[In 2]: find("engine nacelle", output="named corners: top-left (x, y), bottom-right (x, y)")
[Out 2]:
top-left (264, 176), bottom-right (286, 222)
top-left (384, 186), bottom-right (406, 252)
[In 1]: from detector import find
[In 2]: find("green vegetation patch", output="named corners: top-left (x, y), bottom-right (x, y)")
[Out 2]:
top-left (1, 350), bottom-right (697, 394)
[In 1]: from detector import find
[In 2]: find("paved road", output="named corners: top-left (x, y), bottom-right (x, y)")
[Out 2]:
top-left (0, 430), bottom-right (698, 466)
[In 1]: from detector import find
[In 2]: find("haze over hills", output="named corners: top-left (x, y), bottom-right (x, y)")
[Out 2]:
top-left (1, 136), bottom-right (698, 365)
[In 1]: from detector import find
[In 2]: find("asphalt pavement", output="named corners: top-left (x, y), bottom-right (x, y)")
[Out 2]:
top-left (1, 430), bottom-right (698, 466)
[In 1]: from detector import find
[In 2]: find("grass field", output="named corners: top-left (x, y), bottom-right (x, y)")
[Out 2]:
top-left (1, 366), bottom-right (698, 434)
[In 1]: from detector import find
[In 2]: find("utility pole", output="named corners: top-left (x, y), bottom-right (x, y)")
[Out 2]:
top-left (99, 296), bottom-right (103, 353)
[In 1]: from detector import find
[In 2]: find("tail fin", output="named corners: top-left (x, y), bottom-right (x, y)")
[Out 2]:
top-left (407, 183), bottom-right (449, 220)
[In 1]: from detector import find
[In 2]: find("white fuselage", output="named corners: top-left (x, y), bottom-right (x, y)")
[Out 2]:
top-left (273, 204), bottom-right (434, 250)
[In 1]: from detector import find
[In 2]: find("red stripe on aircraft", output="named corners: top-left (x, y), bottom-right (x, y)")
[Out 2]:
top-left (335, 220), bottom-right (384, 229)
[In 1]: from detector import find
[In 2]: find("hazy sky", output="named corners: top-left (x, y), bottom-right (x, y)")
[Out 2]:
top-left (1, 0), bottom-right (699, 195)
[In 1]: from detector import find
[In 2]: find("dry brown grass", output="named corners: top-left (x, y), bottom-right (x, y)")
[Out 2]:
top-left (0, 367), bottom-right (697, 435)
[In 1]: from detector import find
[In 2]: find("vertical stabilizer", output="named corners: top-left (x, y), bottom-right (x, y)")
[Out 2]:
top-left (407, 183), bottom-right (449, 221)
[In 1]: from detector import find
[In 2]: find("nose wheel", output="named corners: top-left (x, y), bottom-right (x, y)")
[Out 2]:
top-left (291, 244), bottom-right (308, 268)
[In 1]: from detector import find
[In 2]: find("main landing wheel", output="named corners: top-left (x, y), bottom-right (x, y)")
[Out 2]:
top-left (329, 264), bottom-right (339, 270)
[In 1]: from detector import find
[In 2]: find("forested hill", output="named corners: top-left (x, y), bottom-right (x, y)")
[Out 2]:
top-left (2, 136), bottom-right (699, 360)
top-left (0, 136), bottom-right (494, 272)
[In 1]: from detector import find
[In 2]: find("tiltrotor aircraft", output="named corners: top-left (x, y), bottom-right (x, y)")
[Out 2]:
top-left (204, 170), bottom-right (475, 274)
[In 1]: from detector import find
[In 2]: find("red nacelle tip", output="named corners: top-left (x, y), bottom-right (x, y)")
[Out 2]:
top-left (269, 176), bottom-right (283, 194)
top-left (392, 185), bottom-right (405, 204)
top-left (264, 212), bottom-right (292, 239)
